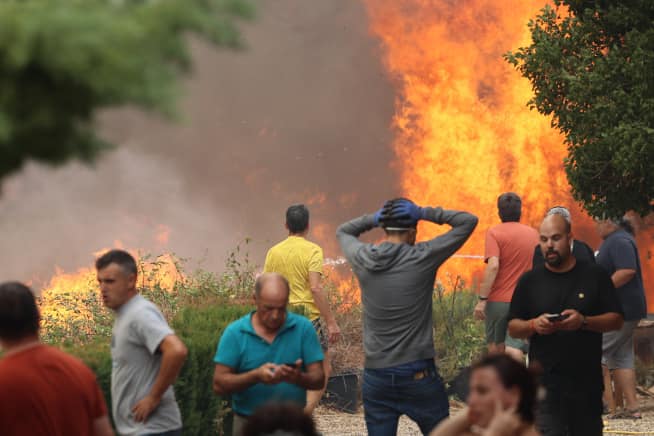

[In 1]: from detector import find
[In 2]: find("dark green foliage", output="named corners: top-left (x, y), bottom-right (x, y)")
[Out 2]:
top-left (432, 281), bottom-right (485, 382)
top-left (65, 340), bottom-right (114, 425)
top-left (172, 303), bottom-right (253, 435)
top-left (0, 0), bottom-right (253, 181)
top-left (506, 1), bottom-right (654, 217)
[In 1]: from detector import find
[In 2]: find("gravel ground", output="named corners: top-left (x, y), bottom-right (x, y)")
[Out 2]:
top-left (315, 397), bottom-right (654, 435)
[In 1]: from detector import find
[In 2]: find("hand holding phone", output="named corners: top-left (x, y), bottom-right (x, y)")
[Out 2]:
top-left (545, 313), bottom-right (569, 322)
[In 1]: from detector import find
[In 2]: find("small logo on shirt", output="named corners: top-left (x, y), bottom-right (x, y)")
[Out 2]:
top-left (578, 292), bottom-right (585, 299)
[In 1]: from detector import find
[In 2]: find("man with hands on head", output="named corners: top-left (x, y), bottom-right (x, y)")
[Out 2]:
top-left (508, 214), bottom-right (623, 436)
top-left (213, 273), bottom-right (324, 436)
top-left (337, 198), bottom-right (478, 436)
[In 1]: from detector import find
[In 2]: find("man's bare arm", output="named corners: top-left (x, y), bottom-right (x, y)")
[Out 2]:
top-left (558, 309), bottom-right (623, 333)
top-left (277, 360), bottom-right (325, 391)
top-left (309, 272), bottom-right (340, 343)
top-left (212, 363), bottom-right (280, 395)
top-left (612, 269), bottom-right (636, 288)
top-left (132, 334), bottom-right (188, 422)
top-left (474, 256), bottom-right (499, 320)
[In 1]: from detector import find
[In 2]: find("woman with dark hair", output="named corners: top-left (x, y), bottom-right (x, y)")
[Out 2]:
top-left (430, 354), bottom-right (540, 436)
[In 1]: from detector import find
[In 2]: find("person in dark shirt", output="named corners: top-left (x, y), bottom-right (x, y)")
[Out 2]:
top-left (596, 216), bottom-right (647, 419)
top-left (508, 213), bottom-right (623, 436)
top-left (532, 206), bottom-right (595, 268)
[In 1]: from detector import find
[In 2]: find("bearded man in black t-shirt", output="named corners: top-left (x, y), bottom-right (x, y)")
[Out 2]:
top-left (508, 213), bottom-right (623, 436)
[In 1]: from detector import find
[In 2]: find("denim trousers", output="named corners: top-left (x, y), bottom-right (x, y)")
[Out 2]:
top-left (362, 362), bottom-right (449, 436)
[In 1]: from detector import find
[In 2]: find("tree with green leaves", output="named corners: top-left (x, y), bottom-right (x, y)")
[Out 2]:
top-left (0, 0), bottom-right (253, 183)
top-left (506, 0), bottom-right (654, 217)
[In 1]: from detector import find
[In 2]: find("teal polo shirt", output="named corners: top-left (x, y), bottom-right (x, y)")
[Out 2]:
top-left (213, 311), bottom-right (324, 416)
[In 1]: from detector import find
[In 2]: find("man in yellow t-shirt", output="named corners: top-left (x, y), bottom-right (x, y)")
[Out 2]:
top-left (263, 204), bottom-right (341, 414)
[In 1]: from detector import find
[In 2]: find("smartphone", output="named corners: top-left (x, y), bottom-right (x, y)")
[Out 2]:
top-left (545, 313), bottom-right (569, 322)
top-left (283, 362), bottom-right (297, 367)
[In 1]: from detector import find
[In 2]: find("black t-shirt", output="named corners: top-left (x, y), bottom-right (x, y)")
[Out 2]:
top-left (509, 261), bottom-right (622, 385)
top-left (532, 239), bottom-right (596, 269)
top-left (596, 229), bottom-right (647, 321)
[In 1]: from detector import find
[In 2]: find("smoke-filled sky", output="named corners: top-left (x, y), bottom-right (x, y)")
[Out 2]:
top-left (0, 0), bottom-right (399, 283)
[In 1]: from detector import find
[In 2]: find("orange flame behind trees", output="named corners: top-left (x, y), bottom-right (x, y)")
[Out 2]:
top-left (362, 1), bottom-right (597, 282)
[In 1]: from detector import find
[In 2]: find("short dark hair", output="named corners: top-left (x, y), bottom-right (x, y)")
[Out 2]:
top-left (95, 249), bottom-right (137, 276)
top-left (286, 204), bottom-right (310, 234)
top-left (471, 354), bottom-right (540, 424)
top-left (0, 282), bottom-right (40, 340)
top-left (497, 192), bottom-right (521, 222)
top-left (242, 402), bottom-right (320, 436)
top-left (255, 272), bottom-right (290, 298)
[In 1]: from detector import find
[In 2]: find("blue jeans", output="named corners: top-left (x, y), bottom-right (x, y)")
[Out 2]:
top-left (362, 360), bottom-right (449, 436)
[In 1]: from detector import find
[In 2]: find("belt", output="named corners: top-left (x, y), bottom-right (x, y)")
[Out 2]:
top-left (367, 368), bottom-right (435, 382)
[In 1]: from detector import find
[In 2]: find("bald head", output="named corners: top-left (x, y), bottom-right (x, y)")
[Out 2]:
top-left (255, 272), bottom-right (290, 299)
top-left (254, 272), bottom-right (290, 332)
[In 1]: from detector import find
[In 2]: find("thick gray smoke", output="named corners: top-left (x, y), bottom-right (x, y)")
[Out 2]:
top-left (0, 0), bottom-right (397, 283)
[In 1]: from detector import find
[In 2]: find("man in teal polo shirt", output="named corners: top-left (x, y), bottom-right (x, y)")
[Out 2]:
top-left (212, 272), bottom-right (325, 435)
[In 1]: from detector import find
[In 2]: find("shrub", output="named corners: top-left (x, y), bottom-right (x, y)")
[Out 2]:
top-left (68, 301), bottom-right (253, 435)
top-left (432, 277), bottom-right (486, 382)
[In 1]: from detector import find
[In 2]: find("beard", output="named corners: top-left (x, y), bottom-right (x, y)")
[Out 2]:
top-left (544, 250), bottom-right (564, 267)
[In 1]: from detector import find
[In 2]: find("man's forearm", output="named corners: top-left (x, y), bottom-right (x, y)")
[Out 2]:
top-left (479, 264), bottom-right (498, 297)
top-left (612, 269), bottom-right (636, 288)
top-left (336, 214), bottom-right (375, 239)
top-left (422, 207), bottom-right (479, 233)
top-left (296, 367), bottom-right (325, 390)
top-left (148, 347), bottom-right (187, 400)
top-left (214, 369), bottom-right (261, 395)
top-left (584, 312), bottom-right (624, 333)
top-left (311, 285), bottom-right (336, 325)
top-left (508, 319), bottom-right (533, 339)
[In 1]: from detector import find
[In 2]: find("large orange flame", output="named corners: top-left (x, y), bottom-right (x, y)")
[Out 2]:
top-left (364, 0), bottom-right (654, 311)
top-left (39, 249), bottom-right (183, 338)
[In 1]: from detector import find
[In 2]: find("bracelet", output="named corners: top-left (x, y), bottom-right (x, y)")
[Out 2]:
top-left (478, 296), bottom-right (488, 301)
top-left (529, 319), bottom-right (536, 333)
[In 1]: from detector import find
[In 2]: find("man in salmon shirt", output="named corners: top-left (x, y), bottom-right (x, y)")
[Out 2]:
top-left (0, 281), bottom-right (114, 436)
top-left (473, 192), bottom-right (539, 360)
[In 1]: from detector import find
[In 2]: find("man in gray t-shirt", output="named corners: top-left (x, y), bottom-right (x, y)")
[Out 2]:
top-left (337, 198), bottom-right (478, 435)
top-left (97, 249), bottom-right (188, 436)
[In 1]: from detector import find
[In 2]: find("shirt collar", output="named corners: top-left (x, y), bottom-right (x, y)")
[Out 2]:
top-left (240, 311), bottom-right (297, 336)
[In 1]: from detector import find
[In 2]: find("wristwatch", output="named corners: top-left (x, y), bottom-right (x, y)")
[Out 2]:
top-left (580, 315), bottom-right (588, 330)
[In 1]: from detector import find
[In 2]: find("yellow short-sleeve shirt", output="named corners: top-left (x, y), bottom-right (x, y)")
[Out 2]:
top-left (263, 236), bottom-right (323, 320)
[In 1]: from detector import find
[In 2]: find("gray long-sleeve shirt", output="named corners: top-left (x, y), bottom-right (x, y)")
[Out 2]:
top-left (336, 207), bottom-right (478, 368)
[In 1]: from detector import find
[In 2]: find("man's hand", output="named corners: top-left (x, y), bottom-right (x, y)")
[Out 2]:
top-left (387, 199), bottom-right (424, 222)
top-left (373, 201), bottom-right (393, 226)
top-left (327, 321), bottom-right (341, 344)
top-left (277, 359), bottom-right (303, 385)
top-left (473, 300), bottom-right (486, 320)
top-left (532, 314), bottom-right (558, 335)
top-left (257, 363), bottom-right (282, 385)
top-left (131, 394), bottom-right (161, 423)
top-left (557, 309), bottom-right (584, 331)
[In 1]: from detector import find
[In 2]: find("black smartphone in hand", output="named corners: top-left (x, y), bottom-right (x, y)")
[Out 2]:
top-left (546, 313), bottom-right (569, 322)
